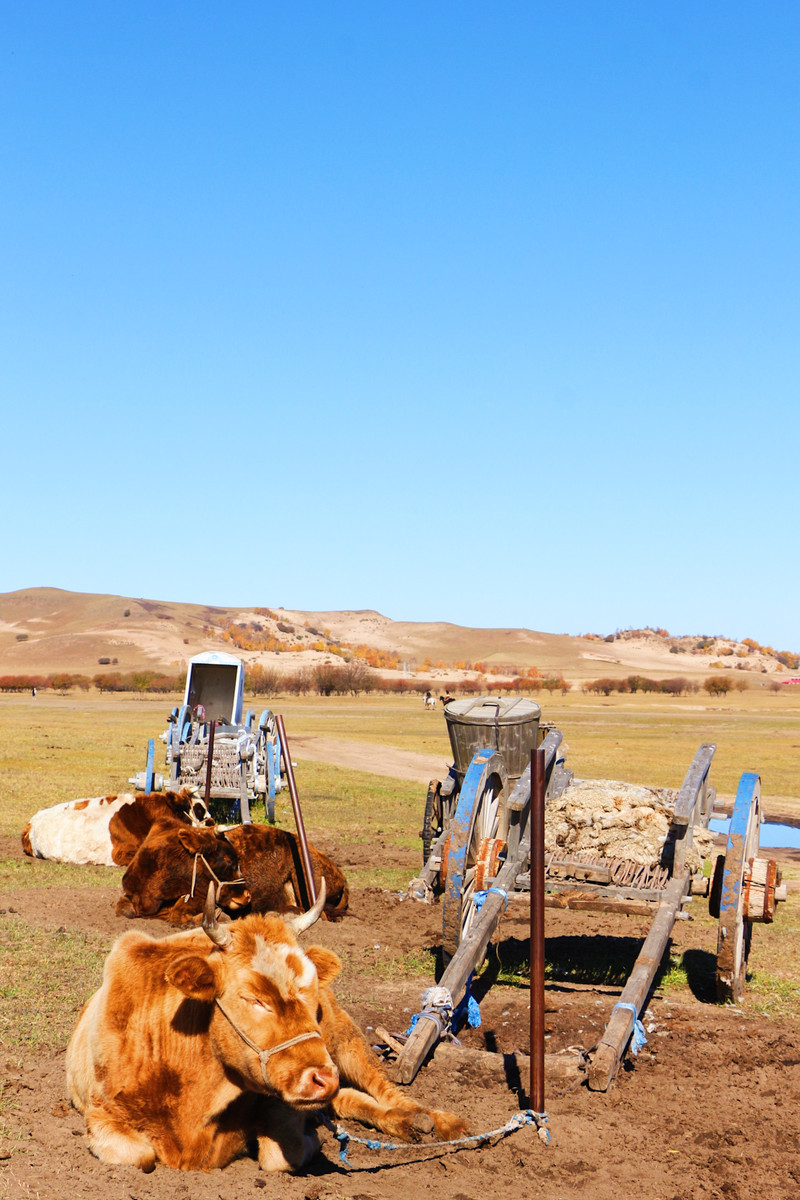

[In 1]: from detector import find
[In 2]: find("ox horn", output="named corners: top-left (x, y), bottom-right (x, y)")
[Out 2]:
top-left (202, 883), bottom-right (232, 947)
top-left (286, 877), bottom-right (327, 934)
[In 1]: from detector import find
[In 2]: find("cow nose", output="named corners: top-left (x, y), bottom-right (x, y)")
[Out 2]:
top-left (298, 1065), bottom-right (339, 1102)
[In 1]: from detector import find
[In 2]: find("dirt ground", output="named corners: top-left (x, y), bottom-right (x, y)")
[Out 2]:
top-left (286, 735), bottom-right (451, 784)
top-left (3, 824), bottom-right (800, 1200)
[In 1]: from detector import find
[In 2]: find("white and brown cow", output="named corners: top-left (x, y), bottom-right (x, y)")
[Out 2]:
top-left (21, 789), bottom-right (210, 866)
top-left (21, 794), bottom-right (140, 865)
top-left (67, 883), bottom-right (466, 1173)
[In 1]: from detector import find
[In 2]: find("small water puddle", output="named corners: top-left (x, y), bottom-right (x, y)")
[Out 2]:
top-left (709, 818), bottom-right (800, 849)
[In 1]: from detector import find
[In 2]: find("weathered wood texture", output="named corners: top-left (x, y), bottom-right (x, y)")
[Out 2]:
top-left (672, 743), bottom-right (716, 828)
top-left (394, 730), bottom-right (564, 1086)
top-left (587, 873), bottom-right (687, 1091)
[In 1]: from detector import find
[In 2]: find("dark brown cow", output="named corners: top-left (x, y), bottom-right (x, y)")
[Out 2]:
top-left (109, 789), bottom-right (213, 867)
top-left (67, 884), bottom-right (466, 1172)
top-left (116, 821), bottom-right (349, 925)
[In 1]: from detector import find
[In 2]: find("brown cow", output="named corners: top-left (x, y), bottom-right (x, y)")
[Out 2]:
top-left (67, 884), bottom-right (466, 1172)
top-left (115, 821), bottom-right (349, 925)
top-left (109, 789), bottom-right (213, 867)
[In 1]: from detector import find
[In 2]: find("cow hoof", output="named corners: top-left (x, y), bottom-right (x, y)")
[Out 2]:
top-left (432, 1110), bottom-right (469, 1141)
top-left (408, 1110), bottom-right (435, 1136)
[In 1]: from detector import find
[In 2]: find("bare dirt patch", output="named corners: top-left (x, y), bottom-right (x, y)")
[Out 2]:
top-left (290, 735), bottom-right (451, 784)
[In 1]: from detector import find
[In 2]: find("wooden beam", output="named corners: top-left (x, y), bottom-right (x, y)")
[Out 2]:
top-left (544, 893), bottom-right (657, 917)
top-left (545, 860), bottom-right (612, 884)
top-left (587, 873), bottom-right (688, 1091)
top-left (393, 839), bottom-right (528, 1084)
top-left (672, 743), bottom-right (716, 827)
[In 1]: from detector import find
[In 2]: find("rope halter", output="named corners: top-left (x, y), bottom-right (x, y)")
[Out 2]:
top-left (213, 999), bottom-right (324, 1090)
top-left (182, 852), bottom-right (247, 905)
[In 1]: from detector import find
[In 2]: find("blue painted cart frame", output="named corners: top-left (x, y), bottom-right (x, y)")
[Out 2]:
top-left (130, 652), bottom-right (286, 823)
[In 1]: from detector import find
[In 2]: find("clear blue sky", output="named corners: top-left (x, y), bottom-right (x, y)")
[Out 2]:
top-left (2, 3), bottom-right (798, 650)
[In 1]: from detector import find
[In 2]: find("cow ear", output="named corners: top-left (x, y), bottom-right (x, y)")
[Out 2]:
top-left (165, 954), bottom-right (217, 1001)
top-left (305, 946), bottom-right (341, 985)
top-left (177, 828), bottom-right (203, 854)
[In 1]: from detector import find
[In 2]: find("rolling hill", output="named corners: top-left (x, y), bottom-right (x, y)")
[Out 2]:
top-left (0, 587), bottom-right (793, 684)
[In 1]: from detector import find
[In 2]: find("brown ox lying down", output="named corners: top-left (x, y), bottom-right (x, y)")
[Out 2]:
top-left (112, 799), bottom-right (349, 925)
top-left (67, 883), bottom-right (466, 1173)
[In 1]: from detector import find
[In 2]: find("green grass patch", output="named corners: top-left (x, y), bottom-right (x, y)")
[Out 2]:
top-left (484, 933), bottom-right (648, 990)
top-left (346, 865), bottom-right (416, 890)
top-left (0, 857), bottom-right (122, 891)
top-left (0, 917), bottom-right (107, 1052)
top-left (336, 944), bottom-right (437, 982)
top-left (278, 758), bottom-right (423, 843)
top-left (657, 953), bottom-right (692, 993)
top-left (745, 969), bottom-right (800, 1018)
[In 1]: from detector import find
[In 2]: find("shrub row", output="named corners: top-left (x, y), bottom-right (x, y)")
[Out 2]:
top-left (582, 674), bottom-right (755, 696)
top-left (93, 671), bottom-right (186, 693)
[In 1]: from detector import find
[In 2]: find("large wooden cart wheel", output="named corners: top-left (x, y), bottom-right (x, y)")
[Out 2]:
top-left (713, 772), bottom-right (762, 1003)
top-left (441, 750), bottom-right (509, 964)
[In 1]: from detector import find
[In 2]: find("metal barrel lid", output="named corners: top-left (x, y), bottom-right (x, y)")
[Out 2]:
top-left (443, 695), bottom-right (541, 725)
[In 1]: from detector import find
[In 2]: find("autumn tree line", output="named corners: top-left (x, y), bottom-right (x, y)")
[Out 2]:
top-left (0, 665), bottom-right (568, 698)
top-left (2, 668), bottom-right (788, 700)
top-left (581, 674), bottom-right (784, 696)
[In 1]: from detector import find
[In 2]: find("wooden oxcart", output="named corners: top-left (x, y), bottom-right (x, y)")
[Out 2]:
top-left (129, 651), bottom-right (286, 823)
top-left (400, 697), bottom-right (786, 1091)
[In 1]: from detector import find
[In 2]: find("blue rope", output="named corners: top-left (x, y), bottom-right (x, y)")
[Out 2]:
top-left (405, 1008), bottom-right (447, 1037)
top-left (472, 886), bottom-right (509, 913)
top-left (452, 971), bottom-right (481, 1030)
top-left (404, 986), bottom-right (455, 1038)
top-left (612, 1002), bottom-right (648, 1055)
top-left (325, 1108), bottom-right (550, 1167)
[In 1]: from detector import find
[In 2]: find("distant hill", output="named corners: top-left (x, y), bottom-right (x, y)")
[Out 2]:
top-left (0, 588), bottom-right (794, 683)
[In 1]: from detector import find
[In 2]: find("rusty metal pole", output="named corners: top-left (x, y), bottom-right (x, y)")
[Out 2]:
top-left (530, 746), bottom-right (546, 1113)
top-left (275, 714), bottom-right (317, 906)
top-left (204, 719), bottom-right (216, 813)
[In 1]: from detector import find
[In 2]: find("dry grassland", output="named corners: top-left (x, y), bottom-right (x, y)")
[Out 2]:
top-left (2, 688), bottom-right (799, 1023)
top-left (3, 687), bottom-right (800, 831)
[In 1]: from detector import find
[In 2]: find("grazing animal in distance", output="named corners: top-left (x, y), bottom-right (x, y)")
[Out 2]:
top-left (66, 883), bottom-right (467, 1173)
top-left (115, 820), bottom-right (349, 925)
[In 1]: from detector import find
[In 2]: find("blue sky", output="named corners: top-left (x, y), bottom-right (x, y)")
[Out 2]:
top-left (2, 3), bottom-right (798, 650)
